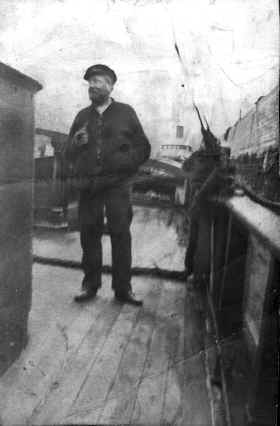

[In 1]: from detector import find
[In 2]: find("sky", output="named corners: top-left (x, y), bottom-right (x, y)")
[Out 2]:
top-left (0, 0), bottom-right (279, 153)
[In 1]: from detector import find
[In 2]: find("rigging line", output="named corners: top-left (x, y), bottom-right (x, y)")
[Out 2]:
top-left (164, 4), bottom-right (240, 100)
top-left (206, 40), bottom-right (246, 124)
top-left (217, 63), bottom-right (241, 89)
top-left (162, 0), bottom-right (195, 103)
top-left (237, 65), bottom-right (278, 87)
top-left (206, 42), bottom-right (241, 89)
top-left (162, 1), bottom-right (221, 122)
top-left (218, 91), bottom-right (231, 127)
top-left (208, 40), bottom-right (277, 92)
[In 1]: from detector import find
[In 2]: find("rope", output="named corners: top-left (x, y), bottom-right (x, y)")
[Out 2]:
top-left (33, 255), bottom-right (187, 282)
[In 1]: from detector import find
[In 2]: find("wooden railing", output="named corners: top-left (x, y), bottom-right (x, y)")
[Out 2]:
top-left (190, 185), bottom-right (279, 425)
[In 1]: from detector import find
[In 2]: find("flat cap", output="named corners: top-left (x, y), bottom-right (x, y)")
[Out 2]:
top-left (83, 64), bottom-right (117, 83)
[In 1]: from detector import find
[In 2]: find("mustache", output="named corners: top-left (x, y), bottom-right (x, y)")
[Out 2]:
top-left (89, 87), bottom-right (105, 95)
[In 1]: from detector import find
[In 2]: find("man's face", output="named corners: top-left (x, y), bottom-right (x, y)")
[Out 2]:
top-left (88, 74), bottom-right (114, 106)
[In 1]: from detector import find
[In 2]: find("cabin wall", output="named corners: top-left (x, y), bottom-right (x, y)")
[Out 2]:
top-left (0, 67), bottom-right (40, 375)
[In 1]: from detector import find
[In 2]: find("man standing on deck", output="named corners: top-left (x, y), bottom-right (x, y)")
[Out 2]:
top-left (63, 64), bottom-right (151, 306)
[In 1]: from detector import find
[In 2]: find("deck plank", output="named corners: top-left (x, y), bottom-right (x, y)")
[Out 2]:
top-left (161, 283), bottom-right (186, 425)
top-left (1, 268), bottom-right (213, 425)
top-left (98, 277), bottom-right (162, 424)
top-left (130, 280), bottom-right (185, 425)
top-left (0, 274), bottom-right (114, 426)
top-left (62, 278), bottom-right (152, 424)
top-left (30, 298), bottom-right (123, 424)
top-left (30, 276), bottom-right (148, 424)
top-left (0, 266), bottom-right (84, 424)
top-left (180, 282), bottom-right (212, 426)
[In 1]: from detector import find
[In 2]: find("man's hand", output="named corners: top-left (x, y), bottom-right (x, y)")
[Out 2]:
top-left (72, 124), bottom-right (89, 148)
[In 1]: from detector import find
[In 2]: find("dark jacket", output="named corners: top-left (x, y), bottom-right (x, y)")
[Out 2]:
top-left (63, 100), bottom-right (151, 193)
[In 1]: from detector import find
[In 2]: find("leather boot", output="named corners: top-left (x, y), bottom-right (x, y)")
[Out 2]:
top-left (74, 288), bottom-right (97, 303)
top-left (115, 290), bottom-right (143, 306)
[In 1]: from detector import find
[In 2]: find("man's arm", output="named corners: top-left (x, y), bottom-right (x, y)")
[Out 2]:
top-left (106, 107), bottom-right (151, 174)
top-left (61, 112), bottom-right (86, 163)
top-left (129, 107), bottom-right (151, 168)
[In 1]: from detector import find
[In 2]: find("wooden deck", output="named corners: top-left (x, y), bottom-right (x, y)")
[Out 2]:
top-left (0, 264), bottom-right (212, 425)
top-left (33, 205), bottom-right (187, 273)
top-left (0, 206), bottom-right (213, 425)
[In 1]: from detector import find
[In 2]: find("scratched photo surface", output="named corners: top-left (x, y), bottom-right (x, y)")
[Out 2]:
top-left (0, 1), bottom-right (279, 425)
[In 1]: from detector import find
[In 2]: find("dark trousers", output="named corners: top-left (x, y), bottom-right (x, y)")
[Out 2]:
top-left (79, 185), bottom-right (133, 295)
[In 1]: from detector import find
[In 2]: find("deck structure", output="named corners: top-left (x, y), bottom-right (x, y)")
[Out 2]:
top-left (0, 265), bottom-right (212, 425)
top-left (0, 206), bottom-right (213, 425)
